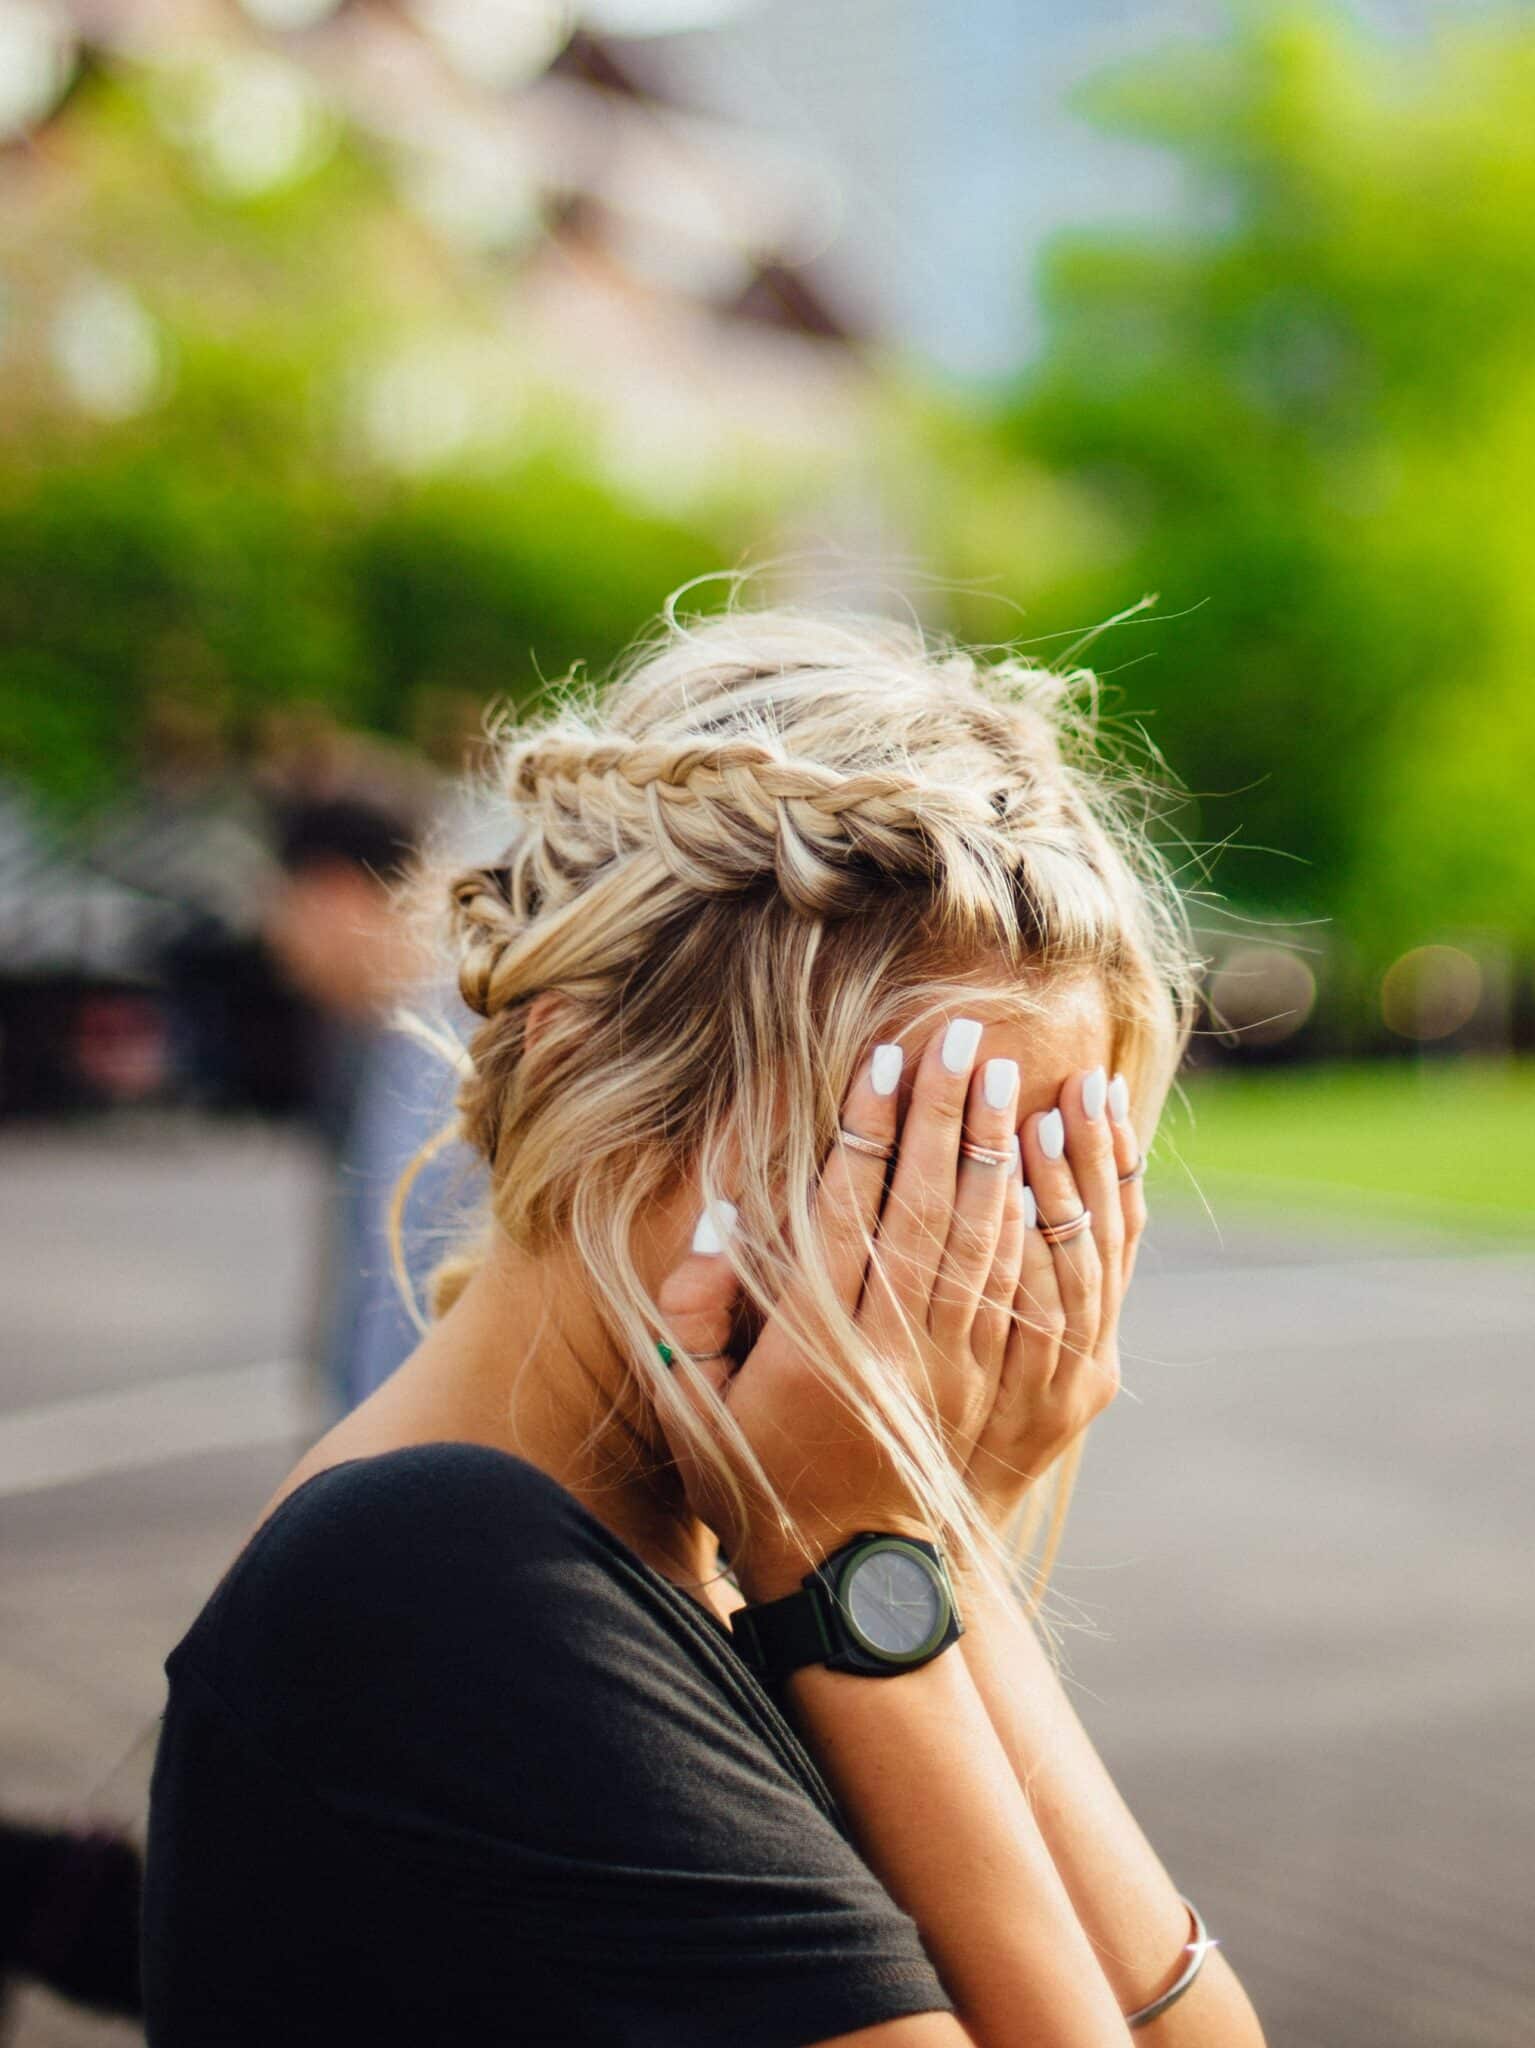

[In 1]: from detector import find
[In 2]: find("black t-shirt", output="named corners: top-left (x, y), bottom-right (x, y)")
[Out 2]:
top-left (143, 1443), bottom-right (954, 2046)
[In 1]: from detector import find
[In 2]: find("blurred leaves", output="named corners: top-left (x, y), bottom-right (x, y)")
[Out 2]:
top-left (930, 2), bottom-right (1535, 963)
top-left (0, 57), bottom-right (725, 810)
top-left (5, 3), bottom-right (1535, 988)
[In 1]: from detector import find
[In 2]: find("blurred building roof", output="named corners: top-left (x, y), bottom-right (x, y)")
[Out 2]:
top-left (13, 0), bottom-right (872, 482)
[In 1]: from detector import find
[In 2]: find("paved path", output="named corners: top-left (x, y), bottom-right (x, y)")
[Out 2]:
top-left (1, 1123), bottom-right (1531, 2048)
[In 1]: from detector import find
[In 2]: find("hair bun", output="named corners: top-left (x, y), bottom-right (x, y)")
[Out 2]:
top-left (448, 867), bottom-right (518, 1018)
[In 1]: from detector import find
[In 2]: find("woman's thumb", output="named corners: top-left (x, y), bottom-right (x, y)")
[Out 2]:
top-left (651, 1201), bottom-right (745, 1532)
top-left (654, 1200), bottom-right (741, 1406)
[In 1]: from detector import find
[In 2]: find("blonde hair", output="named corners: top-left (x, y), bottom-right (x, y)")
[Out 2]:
top-left (408, 593), bottom-right (1198, 1639)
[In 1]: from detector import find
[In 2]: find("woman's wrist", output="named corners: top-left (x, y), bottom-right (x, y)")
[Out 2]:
top-left (732, 1519), bottom-right (943, 1607)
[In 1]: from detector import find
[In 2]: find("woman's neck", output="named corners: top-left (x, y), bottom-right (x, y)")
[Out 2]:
top-left (271, 1222), bottom-right (730, 1611)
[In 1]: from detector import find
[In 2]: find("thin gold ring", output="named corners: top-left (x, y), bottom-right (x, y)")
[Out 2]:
top-left (960, 1138), bottom-right (1015, 1169)
top-left (1039, 1207), bottom-right (1093, 1246)
top-left (839, 1126), bottom-right (895, 1161)
top-left (1118, 1158), bottom-right (1147, 1186)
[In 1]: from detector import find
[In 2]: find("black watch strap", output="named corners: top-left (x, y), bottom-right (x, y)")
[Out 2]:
top-left (729, 1580), bottom-right (830, 1685)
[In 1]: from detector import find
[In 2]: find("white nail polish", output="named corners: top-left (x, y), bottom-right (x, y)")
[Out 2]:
top-left (1082, 1067), bottom-right (1108, 1120)
top-left (1108, 1072), bottom-right (1131, 1125)
top-left (871, 1043), bottom-right (903, 1097)
top-left (984, 1057), bottom-right (1019, 1110)
top-left (941, 1017), bottom-right (983, 1074)
top-left (1021, 1184), bottom-right (1037, 1228)
top-left (1039, 1108), bottom-right (1065, 1160)
top-left (691, 1199), bottom-right (738, 1256)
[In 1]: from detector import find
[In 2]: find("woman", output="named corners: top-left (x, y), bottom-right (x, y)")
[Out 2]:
top-left (142, 600), bottom-right (1268, 2046)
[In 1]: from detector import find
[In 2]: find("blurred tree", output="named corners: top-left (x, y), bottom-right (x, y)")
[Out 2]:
top-left (0, 61), bottom-right (733, 814)
top-left (946, 3), bottom-right (1535, 964)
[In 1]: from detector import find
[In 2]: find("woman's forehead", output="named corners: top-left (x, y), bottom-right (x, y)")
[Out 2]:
top-left (890, 975), bottom-right (1113, 1102)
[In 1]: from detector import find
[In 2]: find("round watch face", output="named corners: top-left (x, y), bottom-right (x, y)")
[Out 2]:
top-left (840, 1542), bottom-right (948, 1661)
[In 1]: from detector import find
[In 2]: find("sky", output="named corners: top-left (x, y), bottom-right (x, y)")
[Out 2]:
top-left (659, 0), bottom-right (1514, 385)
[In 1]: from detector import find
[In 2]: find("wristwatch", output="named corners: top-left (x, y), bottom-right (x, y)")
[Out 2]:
top-left (729, 1531), bottom-right (964, 1685)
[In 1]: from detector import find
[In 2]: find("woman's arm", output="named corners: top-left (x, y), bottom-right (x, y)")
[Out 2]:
top-left (778, 1629), bottom-right (1134, 2046)
top-left (954, 1073), bottom-right (1267, 2043)
top-left (952, 1565), bottom-right (1266, 2045)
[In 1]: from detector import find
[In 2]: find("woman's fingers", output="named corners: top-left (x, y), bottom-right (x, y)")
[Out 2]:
top-left (868, 1017), bottom-right (982, 1323)
top-left (975, 1137), bottom-right (1029, 1368)
top-left (932, 1054), bottom-right (1022, 1351)
top-left (1059, 1065), bottom-right (1125, 1326)
top-left (654, 1199), bottom-right (743, 1396)
top-left (651, 1202), bottom-right (751, 1543)
top-left (1108, 1071), bottom-right (1148, 1291)
top-left (810, 1039), bottom-right (905, 1313)
top-left (1020, 1100), bottom-right (1102, 1368)
top-left (966, 1188), bottom-right (1065, 1516)
top-left (1012, 1184), bottom-right (1065, 1370)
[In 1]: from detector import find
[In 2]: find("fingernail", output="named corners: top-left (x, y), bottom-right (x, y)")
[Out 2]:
top-left (871, 1043), bottom-right (903, 1097)
top-left (1082, 1067), bottom-right (1108, 1120)
top-left (1021, 1183), bottom-right (1037, 1228)
top-left (984, 1057), bottom-right (1019, 1110)
top-left (1039, 1108), bottom-right (1065, 1160)
top-left (691, 1199), bottom-right (738, 1256)
top-left (1108, 1072), bottom-right (1131, 1125)
top-left (941, 1017), bottom-right (983, 1074)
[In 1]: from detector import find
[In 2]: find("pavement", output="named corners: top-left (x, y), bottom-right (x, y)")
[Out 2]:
top-left (0, 1120), bottom-right (1531, 2048)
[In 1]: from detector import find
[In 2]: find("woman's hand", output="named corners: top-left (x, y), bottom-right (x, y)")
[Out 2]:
top-left (654, 1016), bottom-right (1029, 1601)
top-left (965, 1067), bottom-right (1146, 1531)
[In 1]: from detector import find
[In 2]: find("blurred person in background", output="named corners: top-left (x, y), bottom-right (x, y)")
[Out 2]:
top-left (264, 792), bottom-right (479, 1416)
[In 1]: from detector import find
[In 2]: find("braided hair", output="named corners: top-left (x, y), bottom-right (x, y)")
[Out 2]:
top-left (414, 597), bottom-right (1198, 1621)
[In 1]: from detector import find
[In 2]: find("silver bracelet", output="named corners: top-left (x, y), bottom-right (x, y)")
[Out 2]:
top-left (1125, 1894), bottom-right (1217, 2030)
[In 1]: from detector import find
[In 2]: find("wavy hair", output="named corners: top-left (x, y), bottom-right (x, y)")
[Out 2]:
top-left (401, 592), bottom-right (1200, 1637)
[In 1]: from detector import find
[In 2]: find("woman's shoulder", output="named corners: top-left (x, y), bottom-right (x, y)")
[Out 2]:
top-left (171, 1442), bottom-right (669, 1716)
top-left (252, 1439), bottom-right (590, 1556)
top-left (159, 1440), bottom-right (831, 1855)
top-left (238, 1441), bottom-right (601, 1596)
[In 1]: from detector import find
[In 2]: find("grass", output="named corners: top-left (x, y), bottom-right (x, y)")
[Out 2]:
top-left (1152, 1058), bottom-right (1535, 1237)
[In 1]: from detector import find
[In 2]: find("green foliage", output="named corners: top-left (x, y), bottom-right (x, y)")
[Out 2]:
top-left (346, 467), bottom-right (720, 730)
top-left (1166, 1058), bottom-right (1535, 1231)
top-left (941, 3), bottom-right (1535, 962)
top-left (0, 440), bottom-right (715, 811)
top-left (0, 63), bottom-right (727, 812)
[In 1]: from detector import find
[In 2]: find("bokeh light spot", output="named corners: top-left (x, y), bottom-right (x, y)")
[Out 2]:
top-left (50, 278), bottom-right (166, 419)
top-left (0, 0), bottom-right (74, 143)
top-left (1209, 945), bottom-right (1318, 1049)
top-left (1381, 946), bottom-right (1483, 1041)
top-left (238, 0), bottom-right (346, 28)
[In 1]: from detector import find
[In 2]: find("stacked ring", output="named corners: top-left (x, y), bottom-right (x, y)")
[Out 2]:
top-left (1118, 1158), bottom-right (1147, 1186)
top-left (839, 1126), bottom-right (895, 1161)
top-left (656, 1341), bottom-right (731, 1368)
top-left (959, 1138), bottom-right (1015, 1169)
top-left (1038, 1207), bottom-right (1094, 1246)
